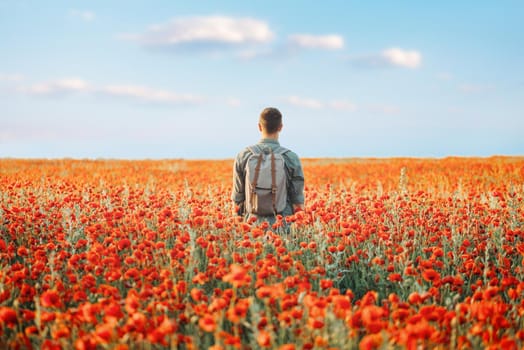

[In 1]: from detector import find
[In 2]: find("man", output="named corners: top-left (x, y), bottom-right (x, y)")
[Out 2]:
top-left (232, 107), bottom-right (304, 225)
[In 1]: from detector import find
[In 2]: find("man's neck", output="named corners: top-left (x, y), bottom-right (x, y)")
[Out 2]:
top-left (261, 133), bottom-right (279, 140)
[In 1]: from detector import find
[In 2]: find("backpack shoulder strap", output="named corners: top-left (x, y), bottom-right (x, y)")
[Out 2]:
top-left (248, 145), bottom-right (289, 157)
top-left (251, 152), bottom-right (264, 193)
top-left (247, 145), bottom-right (261, 155)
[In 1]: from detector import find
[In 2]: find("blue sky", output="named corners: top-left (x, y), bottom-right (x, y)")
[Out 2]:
top-left (1, 0), bottom-right (523, 159)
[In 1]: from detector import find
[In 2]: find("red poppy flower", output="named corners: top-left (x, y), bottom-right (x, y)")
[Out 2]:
top-left (222, 264), bottom-right (251, 288)
top-left (257, 330), bottom-right (271, 348)
top-left (388, 273), bottom-right (403, 282)
top-left (40, 290), bottom-right (62, 308)
top-left (422, 269), bottom-right (441, 283)
top-left (0, 307), bottom-right (17, 328)
top-left (198, 314), bottom-right (216, 333)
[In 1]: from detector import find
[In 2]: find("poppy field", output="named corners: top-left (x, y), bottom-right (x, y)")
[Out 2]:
top-left (1, 157), bottom-right (523, 350)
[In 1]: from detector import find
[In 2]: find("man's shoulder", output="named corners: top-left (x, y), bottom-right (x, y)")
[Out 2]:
top-left (234, 146), bottom-right (256, 165)
top-left (236, 145), bottom-right (254, 156)
top-left (278, 148), bottom-right (302, 169)
top-left (237, 143), bottom-right (300, 161)
top-left (279, 146), bottom-right (299, 159)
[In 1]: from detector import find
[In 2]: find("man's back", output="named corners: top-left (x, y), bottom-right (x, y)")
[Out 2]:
top-left (232, 138), bottom-right (304, 219)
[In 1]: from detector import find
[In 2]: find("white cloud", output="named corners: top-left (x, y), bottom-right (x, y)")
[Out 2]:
top-left (120, 16), bottom-right (349, 60)
top-left (288, 34), bottom-right (344, 50)
top-left (459, 83), bottom-right (492, 93)
top-left (284, 96), bottom-right (324, 109)
top-left (17, 78), bottom-right (90, 96)
top-left (351, 47), bottom-right (422, 69)
top-left (129, 15), bottom-right (273, 48)
top-left (0, 73), bottom-right (24, 82)
top-left (99, 84), bottom-right (203, 104)
top-left (15, 77), bottom-right (203, 105)
top-left (329, 100), bottom-right (357, 112)
top-left (56, 78), bottom-right (89, 91)
top-left (366, 104), bottom-right (401, 114)
top-left (70, 9), bottom-right (95, 22)
top-left (382, 48), bottom-right (421, 69)
top-left (284, 96), bottom-right (358, 112)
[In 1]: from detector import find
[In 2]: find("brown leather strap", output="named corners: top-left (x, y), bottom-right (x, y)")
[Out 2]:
top-left (251, 153), bottom-right (263, 213)
top-left (271, 149), bottom-right (277, 214)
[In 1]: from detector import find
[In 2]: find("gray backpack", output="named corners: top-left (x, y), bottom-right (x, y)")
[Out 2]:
top-left (245, 146), bottom-right (289, 216)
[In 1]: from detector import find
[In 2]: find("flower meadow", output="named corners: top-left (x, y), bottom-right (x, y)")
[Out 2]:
top-left (1, 157), bottom-right (524, 350)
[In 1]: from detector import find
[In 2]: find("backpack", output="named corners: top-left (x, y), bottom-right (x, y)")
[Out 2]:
top-left (245, 145), bottom-right (289, 216)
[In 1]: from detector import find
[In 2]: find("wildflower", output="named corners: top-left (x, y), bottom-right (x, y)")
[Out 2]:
top-left (359, 333), bottom-right (383, 350)
top-left (361, 305), bottom-right (386, 333)
top-left (95, 321), bottom-right (117, 344)
top-left (17, 246), bottom-right (28, 257)
top-left (40, 290), bottom-right (62, 308)
top-left (388, 273), bottom-right (403, 282)
top-left (209, 346), bottom-right (224, 350)
top-left (124, 267), bottom-right (140, 281)
top-left (198, 314), bottom-right (216, 332)
top-left (0, 307), bottom-right (17, 328)
top-left (314, 335), bottom-right (328, 347)
top-left (422, 268), bottom-right (441, 283)
top-left (307, 318), bottom-right (324, 330)
top-left (125, 290), bottom-right (140, 314)
top-left (226, 298), bottom-right (250, 323)
top-left (257, 330), bottom-right (271, 347)
top-left (222, 264), bottom-right (251, 288)
top-left (320, 279), bottom-right (333, 289)
top-left (279, 345), bottom-right (295, 350)
top-left (408, 292), bottom-right (422, 305)
top-left (52, 323), bottom-right (71, 339)
top-left (42, 340), bottom-right (62, 350)
top-left (482, 286), bottom-right (499, 300)
top-left (148, 318), bottom-right (176, 345)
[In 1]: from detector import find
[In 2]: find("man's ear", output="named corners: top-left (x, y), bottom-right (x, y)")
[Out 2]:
top-left (278, 124), bottom-right (283, 132)
top-left (258, 123), bottom-right (262, 132)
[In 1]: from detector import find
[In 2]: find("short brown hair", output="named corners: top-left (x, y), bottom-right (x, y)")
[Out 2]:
top-left (259, 107), bottom-right (282, 134)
